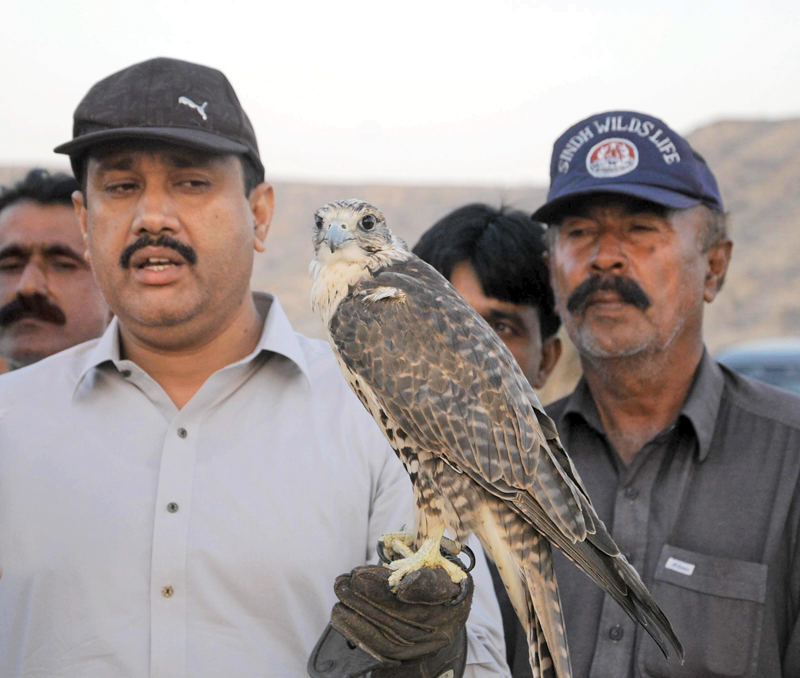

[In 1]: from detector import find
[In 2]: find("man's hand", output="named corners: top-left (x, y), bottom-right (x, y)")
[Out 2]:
top-left (330, 565), bottom-right (473, 678)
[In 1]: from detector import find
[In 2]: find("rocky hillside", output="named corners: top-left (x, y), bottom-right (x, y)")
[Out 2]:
top-left (687, 119), bottom-right (800, 349)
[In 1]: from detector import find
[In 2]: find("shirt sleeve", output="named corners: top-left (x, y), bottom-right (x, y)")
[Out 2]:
top-left (368, 442), bottom-right (511, 677)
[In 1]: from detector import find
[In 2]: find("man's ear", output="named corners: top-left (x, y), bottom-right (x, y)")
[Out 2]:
top-left (72, 190), bottom-right (91, 263)
top-left (534, 334), bottom-right (562, 389)
top-left (704, 239), bottom-right (733, 303)
top-left (250, 183), bottom-right (274, 254)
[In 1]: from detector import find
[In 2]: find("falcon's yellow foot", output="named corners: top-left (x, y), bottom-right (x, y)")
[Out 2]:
top-left (379, 531), bottom-right (463, 560)
top-left (385, 527), bottom-right (467, 588)
top-left (379, 531), bottom-right (415, 559)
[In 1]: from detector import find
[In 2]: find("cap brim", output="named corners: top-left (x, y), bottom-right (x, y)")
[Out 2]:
top-left (54, 126), bottom-right (250, 157)
top-left (531, 184), bottom-right (702, 224)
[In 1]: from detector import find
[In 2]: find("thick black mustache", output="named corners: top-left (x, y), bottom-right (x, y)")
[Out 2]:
top-left (566, 275), bottom-right (652, 314)
top-left (0, 293), bottom-right (66, 327)
top-left (119, 234), bottom-right (198, 268)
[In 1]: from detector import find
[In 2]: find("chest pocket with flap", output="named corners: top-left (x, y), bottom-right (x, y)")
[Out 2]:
top-left (639, 544), bottom-right (768, 678)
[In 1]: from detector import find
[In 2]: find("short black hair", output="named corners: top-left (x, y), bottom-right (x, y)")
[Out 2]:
top-left (413, 203), bottom-right (561, 340)
top-left (0, 169), bottom-right (78, 215)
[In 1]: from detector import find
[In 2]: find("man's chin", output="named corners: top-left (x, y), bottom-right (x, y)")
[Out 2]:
top-left (2, 318), bottom-right (61, 335)
top-left (129, 311), bottom-right (198, 329)
top-left (571, 327), bottom-right (658, 360)
top-left (111, 286), bottom-right (205, 330)
top-left (3, 344), bottom-right (64, 370)
top-left (118, 300), bottom-right (204, 330)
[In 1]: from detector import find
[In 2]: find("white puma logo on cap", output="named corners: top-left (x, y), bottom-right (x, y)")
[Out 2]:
top-left (178, 96), bottom-right (208, 121)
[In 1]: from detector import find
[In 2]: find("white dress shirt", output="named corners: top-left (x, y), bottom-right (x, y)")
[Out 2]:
top-left (0, 292), bottom-right (508, 678)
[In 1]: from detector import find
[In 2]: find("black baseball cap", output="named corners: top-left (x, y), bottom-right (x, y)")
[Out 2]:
top-left (55, 57), bottom-right (264, 182)
top-left (532, 111), bottom-right (723, 223)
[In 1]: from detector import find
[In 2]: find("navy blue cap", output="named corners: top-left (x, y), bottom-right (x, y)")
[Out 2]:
top-left (532, 111), bottom-right (723, 223)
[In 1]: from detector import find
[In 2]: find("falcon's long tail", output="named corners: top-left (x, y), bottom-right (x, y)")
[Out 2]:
top-left (477, 502), bottom-right (573, 678)
top-left (517, 405), bottom-right (684, 664)
top-left (521, 533), bottom-right (572, 678)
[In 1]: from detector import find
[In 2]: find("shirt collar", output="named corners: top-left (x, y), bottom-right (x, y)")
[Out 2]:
top-left (678, 348), bottom-right (724, 462)
top-left (558, 347), bottom-right (724, 462)
top-left (252, 292), bottom-right (311, 382)
top-left (73, 291), bottom-right (310, 398)
top-left (561, 376), bottom-right (602, 433)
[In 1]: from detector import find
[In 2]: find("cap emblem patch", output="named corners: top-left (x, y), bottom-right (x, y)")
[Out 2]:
top-left (586, 138), bottom-right (638, 178)
top-left (178, 96), bottom-right (208, 121)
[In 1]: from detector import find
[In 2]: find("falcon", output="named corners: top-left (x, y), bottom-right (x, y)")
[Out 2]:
top-left (310, 199), bottom-right (682, 678)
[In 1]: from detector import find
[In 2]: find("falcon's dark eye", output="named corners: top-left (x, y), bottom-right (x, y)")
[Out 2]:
top-left (314, 215), bottom-right (324, 230)
top-left (359, 215), bottom-right (376, 231)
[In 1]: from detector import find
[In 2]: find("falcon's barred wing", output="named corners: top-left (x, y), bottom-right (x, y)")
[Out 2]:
top-left (330, 258), bottom-right (587, 542)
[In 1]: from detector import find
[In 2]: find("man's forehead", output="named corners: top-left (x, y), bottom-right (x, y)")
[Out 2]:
top-left (451, 263), bottom-right (540, 322)
top-left (0, 201), bottom-right (81, 241)
top-left (87, 142), bottom-right (234, 173)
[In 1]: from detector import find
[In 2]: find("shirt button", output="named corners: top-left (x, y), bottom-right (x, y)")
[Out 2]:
top-left (167, 502), bottom-right (179, 513)
top-left (609, 625), bottom-right (624, 641)
top-left (624, 486), bottom-right (639, 500)
top-left (162, 586), bottom-right (174, 598)
top-left (177, 428), bottom-right (188, 439)
top-left (120, 369), bottom-right (132, 378)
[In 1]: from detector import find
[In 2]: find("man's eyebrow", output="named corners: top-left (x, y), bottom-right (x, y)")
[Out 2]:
top-left (0, 243), bottom-right (30, 260)
top-left (165, 151), bottom-right (222, 169)
top-left (43, 243), bottom-right (86, 263)
top-left (95, 156), bottom-right (135, 173)
top-left (487, 309), bottom-right (524, 326)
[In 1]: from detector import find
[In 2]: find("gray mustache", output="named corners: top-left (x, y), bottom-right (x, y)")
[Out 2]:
top-left (566, 275), bottom-right (651, 314)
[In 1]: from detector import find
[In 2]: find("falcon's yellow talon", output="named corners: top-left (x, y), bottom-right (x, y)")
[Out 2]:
top-left (382, 525), bottom-right (467, 588)
top-left (390, 540), bottom-right (415, 558)
top-left (440, 536), bottom-right (462, 557)
top-left (379, 531), bottom-right (416, 562)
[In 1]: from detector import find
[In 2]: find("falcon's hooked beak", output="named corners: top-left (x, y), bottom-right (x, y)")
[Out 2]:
top-left (326, 221), bottom-right (355, 252)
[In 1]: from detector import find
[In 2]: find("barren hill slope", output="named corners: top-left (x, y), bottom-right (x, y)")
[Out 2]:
top-left (687, 119), bottom-right (800, 349)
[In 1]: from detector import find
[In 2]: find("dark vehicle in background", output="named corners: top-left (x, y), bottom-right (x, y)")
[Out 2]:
top-left (716, 338), bottom-right (800, 395)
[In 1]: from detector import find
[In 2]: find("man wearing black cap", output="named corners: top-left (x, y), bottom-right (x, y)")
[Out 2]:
top-left (0, 58), bottom-right (508, 678)
top-left (518, 111), bottom-right (800, 677)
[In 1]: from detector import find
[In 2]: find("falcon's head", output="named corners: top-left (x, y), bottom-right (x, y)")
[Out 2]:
top-left (312, 199), bottom-right (407, 266)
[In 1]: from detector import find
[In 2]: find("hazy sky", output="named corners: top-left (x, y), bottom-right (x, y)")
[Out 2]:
top-left (3, 0), bottom-right (799, 185)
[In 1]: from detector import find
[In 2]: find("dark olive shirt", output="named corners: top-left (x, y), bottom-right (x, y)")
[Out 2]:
top-left (497, 350), bottom-right (800, 678)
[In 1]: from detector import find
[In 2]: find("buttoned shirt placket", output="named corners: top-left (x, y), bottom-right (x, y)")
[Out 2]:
top-left (113, 355), bottom-right (264, 678)
top-left (587, 435), bottom-right (666, 678)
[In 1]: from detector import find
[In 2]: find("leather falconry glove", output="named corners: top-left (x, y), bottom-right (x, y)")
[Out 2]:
top-left (308, 565), bottom-right (473, 678)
